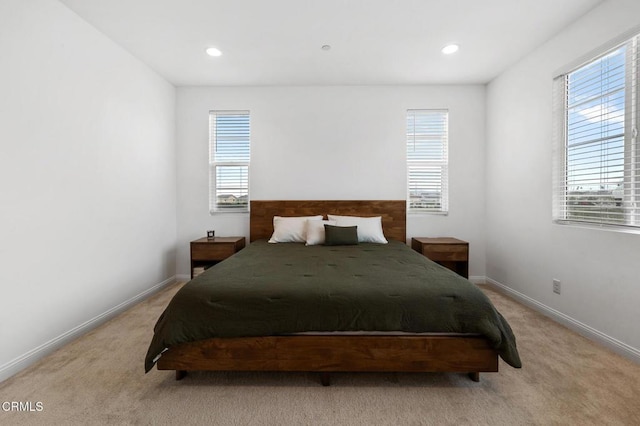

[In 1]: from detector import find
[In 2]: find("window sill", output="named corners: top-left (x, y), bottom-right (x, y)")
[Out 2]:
top-left (209, 210), bottom-right (250, 216)
top-left (408, 211), bottom-right (449, 216)
top-left (553, 220), bottom-right (640, 235)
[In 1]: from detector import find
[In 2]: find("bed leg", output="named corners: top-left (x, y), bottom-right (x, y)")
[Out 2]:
top-left (320, 372), bottom-right (331, 387)
top-left (176, 370), bottom-right (187, 381)
top-left (468, 372), bottom-right (480, 382)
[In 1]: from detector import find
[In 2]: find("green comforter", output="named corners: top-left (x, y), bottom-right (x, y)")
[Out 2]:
top-left (145, 240), bottom-right (521, 372)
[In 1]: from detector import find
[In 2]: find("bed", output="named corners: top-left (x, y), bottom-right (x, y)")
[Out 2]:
top-left (146, 200), bottom-right (521, 385)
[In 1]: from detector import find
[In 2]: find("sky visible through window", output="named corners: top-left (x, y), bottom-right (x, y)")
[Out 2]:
top-left (566, 46), bottom-right (626, 193)
top-left (212, 114), bottom-right (250, 163)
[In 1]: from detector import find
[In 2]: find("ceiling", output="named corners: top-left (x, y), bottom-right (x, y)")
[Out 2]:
top-left (58, 0), bottom-right (603, 86)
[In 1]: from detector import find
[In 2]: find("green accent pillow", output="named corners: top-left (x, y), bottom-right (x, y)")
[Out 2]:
top-left (324, 225), bottom-right (359, 246)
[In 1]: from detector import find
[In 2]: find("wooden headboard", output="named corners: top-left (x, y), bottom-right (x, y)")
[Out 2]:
top-left (250, 200), bottom-right (406, 242)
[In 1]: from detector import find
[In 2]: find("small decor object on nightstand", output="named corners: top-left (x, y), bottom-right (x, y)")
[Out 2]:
top-left (207, 230), bottom-right (215, 239)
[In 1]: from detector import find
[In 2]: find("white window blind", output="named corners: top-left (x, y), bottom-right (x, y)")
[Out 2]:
top-left (553, 34), bottom-right (639, 229)
top-left (407, 109), bottom-right (449, 213)
top-left (209, 111), bottom-right (250, 213)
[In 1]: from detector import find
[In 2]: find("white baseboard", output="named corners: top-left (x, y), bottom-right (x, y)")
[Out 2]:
top-left (486, 277), bottom-right (640, 364)
top-left (175, 274), bottom-right (190, 283)
top-left (468, 275), bottom-right (486, 284)
top-left (0, 276), bottom-right (176, 383)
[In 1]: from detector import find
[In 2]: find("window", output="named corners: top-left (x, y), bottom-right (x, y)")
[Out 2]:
top-left (553, 33), bottom-right (639, 229)
top-left (209, 111), bottom-right (250, 213)
top-left (407, 109), bottom-right (449, 213)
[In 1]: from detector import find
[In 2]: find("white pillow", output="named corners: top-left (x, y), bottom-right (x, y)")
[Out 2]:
top-left (327, 215), bottom-right (388, 244)
top-left (305, 219), bottom-right (337, 246)
top-left (268, 215), bottom-right (323, 243)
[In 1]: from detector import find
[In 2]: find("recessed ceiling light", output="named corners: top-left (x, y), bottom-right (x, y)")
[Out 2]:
top-left (206, 47), bottom-right (222, 57)
top-left (441, 44), bottom-right (459, 55)
top-left (321, 45), bottom-right (331, 51)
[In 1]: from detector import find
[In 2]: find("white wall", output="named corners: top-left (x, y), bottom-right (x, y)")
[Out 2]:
top-left (176, 85), bottom-right (486, 279)
top-left (0, 0), bottom-right (177, 379)
top-left (486, 0), bottom-right (640, 358)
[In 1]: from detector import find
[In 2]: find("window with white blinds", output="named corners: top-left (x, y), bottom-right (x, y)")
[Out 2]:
top-left (209, 111), bottom-right (250, 213)
top-left (407, 109), bottom-right (449, 213)
top-left (553, 33), bottom-right (639, 229)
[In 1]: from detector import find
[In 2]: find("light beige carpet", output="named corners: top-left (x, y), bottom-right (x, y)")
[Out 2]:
top-left (1, 282), bottom-right (639, 425)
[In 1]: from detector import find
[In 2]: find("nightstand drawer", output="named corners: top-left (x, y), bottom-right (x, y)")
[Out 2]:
top-left (191, 243), bottom-right (236, 261)
top-left (421, 244), bottom-right (467, 262)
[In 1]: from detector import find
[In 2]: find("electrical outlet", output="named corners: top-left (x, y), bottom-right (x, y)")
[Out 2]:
top-left (553, 279), bottom-right (561, 295)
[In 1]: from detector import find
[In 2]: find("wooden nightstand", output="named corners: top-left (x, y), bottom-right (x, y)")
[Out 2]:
top-left (190, 236), bottom-right (245, 279)
top-left (411, 237), bottom-right (469, 279)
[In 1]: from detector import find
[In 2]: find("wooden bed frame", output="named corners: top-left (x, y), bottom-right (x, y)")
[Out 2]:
top-left (157, 200), bottom-right (499, 385)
